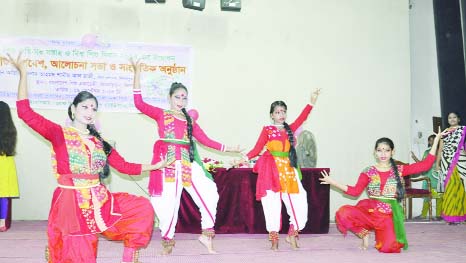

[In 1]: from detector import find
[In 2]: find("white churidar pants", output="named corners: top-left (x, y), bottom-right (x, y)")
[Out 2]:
top-left (261, 169), bottom-right (308, 232)
top-left (150, 160), bottom-right (219, 239)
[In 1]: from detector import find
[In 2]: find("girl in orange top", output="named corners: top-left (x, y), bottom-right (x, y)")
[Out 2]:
top-left (236, 89), bottom-right (320, 251)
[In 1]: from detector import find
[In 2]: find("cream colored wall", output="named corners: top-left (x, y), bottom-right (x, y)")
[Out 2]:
top-left (409, 0), bottom-right (441, 216)
top-left (3, 0), bottom-right (411, 220)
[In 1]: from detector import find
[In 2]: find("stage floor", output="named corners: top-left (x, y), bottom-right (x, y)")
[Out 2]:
top-left (0, 220), bottom-right (465, 263)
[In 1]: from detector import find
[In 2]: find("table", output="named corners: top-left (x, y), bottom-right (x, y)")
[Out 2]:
top-left (175, 168), bottom-right (330, 234)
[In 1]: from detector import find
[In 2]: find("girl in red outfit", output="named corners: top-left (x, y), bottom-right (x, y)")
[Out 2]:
top-left (6, 54), bottom-right (168, 263)
top-left (320, 132), bottom-right (441, 253)
top-left (235, 89), bottom-right (321, 251)
top-left (130, 60), bottom-right (241, 255)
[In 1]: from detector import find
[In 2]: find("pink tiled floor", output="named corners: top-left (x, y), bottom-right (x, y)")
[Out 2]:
top-left (0, 221), bottom-right (465, 263)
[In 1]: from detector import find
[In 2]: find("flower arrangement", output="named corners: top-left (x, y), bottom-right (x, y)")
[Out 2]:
top-left (202, 157), bottom-right (224, 172)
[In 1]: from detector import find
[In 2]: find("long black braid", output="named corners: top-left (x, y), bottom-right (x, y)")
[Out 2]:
top-left (375, 137), bottom-right (404, 202)
top-left (283, 122), bottom-right (298, 168)
top-left (169, 82), bottom-right (194, 162)
top-left (389, 158), bottom-right (404, 202)
top-left (181, 107), bottom-right (195, 162)
top-left (68, 91), bottom-right (113, 180)
top-left (88, 124), bottom-right (113, 180)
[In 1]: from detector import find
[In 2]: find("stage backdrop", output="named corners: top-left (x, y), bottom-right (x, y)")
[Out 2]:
top-left (0, 37), bottom-right (192, 112)
top-left (2, 0), bottom-right (412, 221)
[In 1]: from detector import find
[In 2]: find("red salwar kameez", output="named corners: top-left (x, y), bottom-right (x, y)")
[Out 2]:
top-left (17, 99), bottom-right (154, 263)
top-left (336, 154), bottom-right (435, 253)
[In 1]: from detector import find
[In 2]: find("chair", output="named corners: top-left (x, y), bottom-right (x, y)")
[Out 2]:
top-left (402, 175), bottom-right (432, 220)
top-left (393, 159), bottom-right (433, 221)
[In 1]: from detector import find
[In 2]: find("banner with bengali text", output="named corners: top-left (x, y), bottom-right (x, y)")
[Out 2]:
top-left (0, 37), bottom-right (192, 112)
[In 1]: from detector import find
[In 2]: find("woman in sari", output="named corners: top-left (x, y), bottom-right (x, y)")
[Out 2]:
top-left (436, 112), bottom-right (466, 224)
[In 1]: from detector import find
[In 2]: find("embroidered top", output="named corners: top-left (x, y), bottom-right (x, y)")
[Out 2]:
top-left (133, 89), bottom-right (225, 195)
top-left (364, 165), bottom-right (404, 199)
top-left (17, 99), bottom-right (142, 235)
top-left (245, 104), bottom-right (313, 200)
top-left (440, 126), bottom-right (466, 188)
top-left (345, 154), bottom-right (435, 213)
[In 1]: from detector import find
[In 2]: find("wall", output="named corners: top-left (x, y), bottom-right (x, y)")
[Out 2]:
top-left (409, 0), bottom-right (441, 215)
top-left (1, 0), bottom-right (412, 220)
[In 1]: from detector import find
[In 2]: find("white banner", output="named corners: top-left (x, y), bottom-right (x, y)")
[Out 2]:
top-left (0, 37), bottom-right (192, 112)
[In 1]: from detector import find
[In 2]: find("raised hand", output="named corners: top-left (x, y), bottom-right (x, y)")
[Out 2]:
top-left (434, 126), bottom-right (444, 142)
top-left (129, 58), bottom-right (141, 74)
top-left (429, 126), bottom-right (443, 156)
top-left (130, 58), bottom-right (142, 90)
top-left (3, 52), bottom-right (29, 100)
top-left (441, 127), bottom-right (451, 137)
top-left (4, 52), bottom-right (28, 75)
top-left (310, 88), bottom-right (321, 105)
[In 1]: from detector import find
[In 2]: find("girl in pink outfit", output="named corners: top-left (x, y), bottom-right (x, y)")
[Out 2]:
top-left (131, 60), bottom-right (241, 255)
top-left (6, 54), bottom-right (168, 263)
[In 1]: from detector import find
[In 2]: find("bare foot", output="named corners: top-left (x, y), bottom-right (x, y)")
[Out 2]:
top-left (198, 235), bottom-right (217, 254)
top-left (160, 239), bottom-right (175, 256)
top-left (0, 219), bottom-right (6, 232)
top-left (270, 240), bottom-right (279, 251)
top-left (359, 235), bottom-right (369, 250)
top-left (160, 247), bottom-right (173, 256)
top-left (285, 235), bottom-right (299, 250)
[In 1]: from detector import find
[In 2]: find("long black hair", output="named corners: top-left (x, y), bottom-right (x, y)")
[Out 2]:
top-left (0, 101), bottom-right (17, 156)
top-left (67, 91), bottom-right (113, 180)
top-left (270, 101), bottom-right (297, 168)
top-left (374, 137), bottom-right (404, 202)
top-left (169, 82), bottom-right (194, 162)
